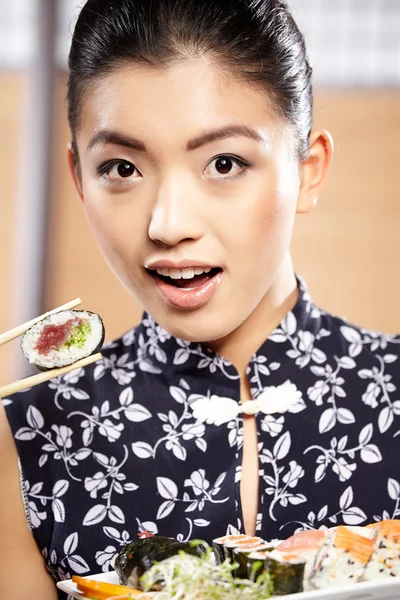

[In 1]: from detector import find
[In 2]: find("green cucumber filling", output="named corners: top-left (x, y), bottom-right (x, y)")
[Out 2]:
top-left (64, 321), bottom-right (92, 349)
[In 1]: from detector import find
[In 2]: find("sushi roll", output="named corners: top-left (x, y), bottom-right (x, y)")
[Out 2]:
top-left (363, 519), bottom-right (400, 580)
top-left (224, 537), bottom-right (265, 564)
top-left (233, 542), bottom-right (279, 578)
top-left (263, 550), bottom-right (306, 595)
top-left (224, 536), bottom-right (264, 562)
top-left (246, 550), bottom-right (274, 581)
top-left (21, 309), bottom-right (104, 370)
top-left (212, 534), bottom-right (262, 564)
top-left (309, 526), bottom-right (375, 589)
top-left (275, 529), bottom-right (327, 581)
top-left (115, 536), bottom-right (208, 589)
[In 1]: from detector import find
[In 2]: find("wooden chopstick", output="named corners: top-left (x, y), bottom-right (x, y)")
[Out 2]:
top-left (0, 352), bottom-right (102, 398)
top-left (0, 298), bottom-right (82, 347)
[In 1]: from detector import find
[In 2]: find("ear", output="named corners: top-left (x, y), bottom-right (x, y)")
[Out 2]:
top-left (67, 142), bottom-right (84, 202)
top-left (296, 128), bottom-right (334, 214)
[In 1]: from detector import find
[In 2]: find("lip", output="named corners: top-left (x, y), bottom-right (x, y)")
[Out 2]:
top-left (145, 259), bottom-right (219, 270)
top-left (147, 268), bottom-right (223, 310)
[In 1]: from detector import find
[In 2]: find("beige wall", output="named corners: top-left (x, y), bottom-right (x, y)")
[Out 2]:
top-left (0, 74), bottom-right (23, 387)
top-left (1, 73), bottom-right (399, 386)
top-left (293, 92), bottom-right (400, 331)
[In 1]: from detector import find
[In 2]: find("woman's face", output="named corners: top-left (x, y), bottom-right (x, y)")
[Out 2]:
top-left (72, 57), bottom-right (304, 342)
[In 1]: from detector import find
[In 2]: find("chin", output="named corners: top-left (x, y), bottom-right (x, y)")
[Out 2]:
top-left (150, 307), bottom-right (239, 345)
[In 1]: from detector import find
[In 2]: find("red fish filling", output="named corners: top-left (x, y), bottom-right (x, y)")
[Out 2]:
top-left (34, 318), bottom-right (81, 355)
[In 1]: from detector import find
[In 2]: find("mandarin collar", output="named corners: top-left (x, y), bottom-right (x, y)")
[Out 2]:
top-left (135, 277), bottom-right (322, 390)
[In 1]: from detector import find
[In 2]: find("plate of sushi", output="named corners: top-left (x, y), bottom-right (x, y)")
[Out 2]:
top-left (58, 520), bottom-right (400, 599)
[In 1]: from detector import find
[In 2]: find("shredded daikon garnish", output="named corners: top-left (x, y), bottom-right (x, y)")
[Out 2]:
top-left (139, 550), bottom-right (273, 599)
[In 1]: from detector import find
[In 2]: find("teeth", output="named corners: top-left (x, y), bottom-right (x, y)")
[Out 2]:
top-left (169, 269), bottom-right (182, 280)
top-left (155, 267), bottom-right (213, 279)
top-left (182, 268), bottom-right (195, 279)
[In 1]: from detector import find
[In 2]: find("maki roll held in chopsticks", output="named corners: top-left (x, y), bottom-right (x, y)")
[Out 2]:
top-left (309, 525), bottom-right (375, 588)
top-left (21, 309), bottom-right (104, 370)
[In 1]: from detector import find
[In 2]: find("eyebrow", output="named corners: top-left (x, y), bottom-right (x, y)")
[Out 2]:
top-left (87, 131), bottom-right (146, 152)
top-left (86, 124), bottom-right (263, 153)
top-left (186, 125), bottom-right (263, 150)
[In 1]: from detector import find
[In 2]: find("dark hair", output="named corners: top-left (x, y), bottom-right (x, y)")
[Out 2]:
top-left (67, 0), bottom-right (312, 160)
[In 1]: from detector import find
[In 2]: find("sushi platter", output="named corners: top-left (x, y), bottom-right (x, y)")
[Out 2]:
top-left (57, 567), bottom-right (400, 600)
top-left (57, 521), bottom-right (400, 600)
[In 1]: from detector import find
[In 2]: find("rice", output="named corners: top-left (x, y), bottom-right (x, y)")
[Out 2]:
top-left (21, 309), bottom-right (104, 370)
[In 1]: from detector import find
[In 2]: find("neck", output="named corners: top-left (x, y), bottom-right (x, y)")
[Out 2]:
top-left (208, 254), bottom-right (298, 377)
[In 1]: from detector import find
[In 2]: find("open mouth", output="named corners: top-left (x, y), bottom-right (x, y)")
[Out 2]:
top-left (147, 267), bottom-right (222, 290)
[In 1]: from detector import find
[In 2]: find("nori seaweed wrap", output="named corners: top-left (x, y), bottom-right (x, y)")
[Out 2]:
top-left (212, 535), bottom-right (230, 565)
top-left (212, 535), bottom-right (263, 564)
top-left (115, 535), bottom-right (208, 589)
top-left (246, 550), bottom-right (273, 581)
top-left (264, 550), bottom-right (306, 595)
top-left (233, 543), bottom-right (277, 578)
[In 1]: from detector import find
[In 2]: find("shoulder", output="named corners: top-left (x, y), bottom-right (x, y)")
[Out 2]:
top-left (318, 308), bottom-right (400, 362)
top-left (311, 308), bottom-right (400, 409)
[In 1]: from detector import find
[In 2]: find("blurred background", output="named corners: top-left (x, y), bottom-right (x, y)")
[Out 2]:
top-left (0, 0), bottom-right (399, 385)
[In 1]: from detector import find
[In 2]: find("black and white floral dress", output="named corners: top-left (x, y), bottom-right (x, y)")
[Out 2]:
top-left (4, 278), bottom-right (400, 595)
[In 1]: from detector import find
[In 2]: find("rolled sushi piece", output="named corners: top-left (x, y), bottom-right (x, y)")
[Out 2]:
top-left (115, 536), bottom-right (208, 589)
top-left (214, 535), bottom-right (265, 564)
top-left (275, 529), bottom-right (327, 582)
top-left (309, 525), bottom-right (375, 589)
top-left (212, 535), bottom-right (229, 565)
top-left (263, 550), bottom-right (306, 595)
top-left (233, 542), bottom-right (280, 578)
top-left (21, 309), bottom-right (104, 370)
top-left (246, 550), bottom-right (275, 582)
top-left (363, 519), bottom-right (400, 580)
top-left (212, 534), bottom-right (261, 564)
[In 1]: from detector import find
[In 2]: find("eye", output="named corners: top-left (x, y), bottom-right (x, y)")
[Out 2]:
top-left (204, 155), bottom-right (250, 179)
top-left (97, 159), bottom-right (141, 181)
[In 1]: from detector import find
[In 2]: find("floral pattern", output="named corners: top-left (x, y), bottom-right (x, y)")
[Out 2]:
top-left (4, 278), bottom-right (400, 598)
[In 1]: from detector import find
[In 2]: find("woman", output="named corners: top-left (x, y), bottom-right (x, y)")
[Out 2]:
top-left (1, 0), bottom-right (399, 598)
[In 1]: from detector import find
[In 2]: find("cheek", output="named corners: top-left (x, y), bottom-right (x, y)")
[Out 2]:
top-left (244, 155), bottom-right (300, 257)
top-left (83, 200), bottom-right (119, 255)
top-left (81, 183), bottom-right (142, 266)
top-left (223, 179), bottom-right (297, 262)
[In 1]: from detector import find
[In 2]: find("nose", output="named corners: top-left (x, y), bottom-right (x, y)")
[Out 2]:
top-left (148, 175), bottom-right (203, 246)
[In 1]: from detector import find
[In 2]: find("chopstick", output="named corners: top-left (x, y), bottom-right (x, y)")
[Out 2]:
top-left (0, 352), bottom-right (102, 398)
top-left (0, 298), bottom-right (82, 346)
